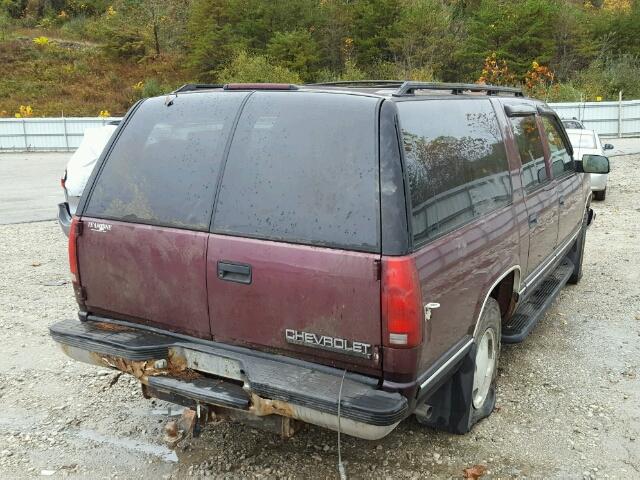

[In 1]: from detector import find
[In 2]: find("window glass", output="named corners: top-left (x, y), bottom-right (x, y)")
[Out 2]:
top-left (541, 116), bottom-right (574, 177)
top-left (398, 99), bottom-right (512, 245)
top-left (213, 92), bottom-right (379, 252)
top-left (509, 116), bottom-right (548, 189)
top-left (86, 93), bottom-right (246, 230)
top-left (562, 120), bottom-right (583, 129)
top-left (568, 131), bottom-right (596, 149)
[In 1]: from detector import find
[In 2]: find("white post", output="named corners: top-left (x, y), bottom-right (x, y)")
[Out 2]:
top-left (62, 113), bottom-right (70, 151)
top-left (618, 90), bottom-right (623, 138)
top-left (21, 119), bottom-right (27, 150)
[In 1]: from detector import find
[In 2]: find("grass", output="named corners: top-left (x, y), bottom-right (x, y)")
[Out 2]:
top-left (0, 28), bottom-right (190, 117)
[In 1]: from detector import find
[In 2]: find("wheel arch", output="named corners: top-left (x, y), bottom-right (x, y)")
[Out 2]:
top-left (472, 266), bottom-right (521, 337)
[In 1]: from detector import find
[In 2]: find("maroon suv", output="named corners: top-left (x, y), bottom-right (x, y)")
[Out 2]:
top-left (50, 81), bottom-right (610, 440)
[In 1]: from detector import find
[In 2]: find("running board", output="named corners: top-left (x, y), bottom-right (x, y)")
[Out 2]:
top-left (502, 258), bottom-right (574, 343)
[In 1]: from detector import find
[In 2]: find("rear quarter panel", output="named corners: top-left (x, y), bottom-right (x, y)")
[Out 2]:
top-left (413, 203), bottom-right (520, 370)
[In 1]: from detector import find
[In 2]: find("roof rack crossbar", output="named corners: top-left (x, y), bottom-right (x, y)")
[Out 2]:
top-left (393, 81), bottom-right (524, 97)
top-left (305, 80), bottom-right (405, 88)
top-left (172, 83), bottom-right (224, 93)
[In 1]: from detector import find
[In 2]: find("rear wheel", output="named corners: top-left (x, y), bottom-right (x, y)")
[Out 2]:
top-left (415, 298), bottom-right (501, 433)
top-left (468, 298), bottom-right (501, 425)
top-left (593, 188), bottom-right (606, 201)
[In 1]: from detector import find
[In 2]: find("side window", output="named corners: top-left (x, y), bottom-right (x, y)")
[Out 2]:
top-left (397, 99), bottom-right (512, 246)
top-left (85, 93), bottom-right (246, 230)
top-left (541, 116), bottom-right (574, 177)
top-left (509, 115), bottom-right (548, 190)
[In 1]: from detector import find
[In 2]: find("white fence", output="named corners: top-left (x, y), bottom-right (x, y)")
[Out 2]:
top-left (548, 100), bottom-right (640, 138)
top-left (1, 100), bottom-right (639, 152)
top-left (0, 117), bottom-right (120, 152)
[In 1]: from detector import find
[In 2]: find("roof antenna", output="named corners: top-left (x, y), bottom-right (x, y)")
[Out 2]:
top-left (337, 369), bottom-right (348, 480)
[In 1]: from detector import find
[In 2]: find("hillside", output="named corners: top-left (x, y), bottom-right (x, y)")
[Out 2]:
top-left (1, 0), bottom-right (640, 117)
top-left (0, 30), bottom-right (187, 117)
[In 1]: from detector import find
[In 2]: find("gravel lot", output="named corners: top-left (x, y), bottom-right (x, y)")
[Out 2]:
top-left (1, 155), bottom-right (639, 480)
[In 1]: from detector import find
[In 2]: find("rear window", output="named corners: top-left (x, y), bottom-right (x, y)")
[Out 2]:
top-left (398, 99), bottom-right (512, 246)
top-left (85, 93), bottom-right (246, 230)
top-left (568, 131), bottom-right (596, 149)
top-left (212, 92), bottom-right (380, 252)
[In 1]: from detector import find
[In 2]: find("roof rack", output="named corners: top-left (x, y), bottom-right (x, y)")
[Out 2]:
top-left (172, 83), bottom-right (224, 93)
top-left (305, 80), bottom-right (405, 88)
top-left (393, 81), bottom-right (523, 97)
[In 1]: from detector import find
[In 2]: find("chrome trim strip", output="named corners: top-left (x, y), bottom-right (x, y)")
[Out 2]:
top-left (472, 265), bottom-right (522, 337)
top-left (521, 227), bottom-right (580, 294)
top-left (419, 338), bottom-right (474, 391)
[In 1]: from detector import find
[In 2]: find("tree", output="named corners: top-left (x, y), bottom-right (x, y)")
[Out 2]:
top-left (458, 0), bottom-right (559, 80)
top-left (266, 29), bottom-right (319, 81)
top-left (387, 0), bottom-right (459, 78)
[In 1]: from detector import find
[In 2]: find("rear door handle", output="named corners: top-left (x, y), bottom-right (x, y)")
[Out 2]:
top-left (559, 195), bottom-right (565, 206)
top-left (528, 214), bottom-right (538, 226)
top-left (217, 261), bottom-right (252, 284)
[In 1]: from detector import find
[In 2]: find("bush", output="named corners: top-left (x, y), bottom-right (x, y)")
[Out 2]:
top-left (217, 51), bottom-right (301, 84)
top-left (570, 55), bottom-right (640, 101)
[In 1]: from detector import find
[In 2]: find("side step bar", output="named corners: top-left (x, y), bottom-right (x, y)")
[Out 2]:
top-left (502, 258), bottom-right (574, 343)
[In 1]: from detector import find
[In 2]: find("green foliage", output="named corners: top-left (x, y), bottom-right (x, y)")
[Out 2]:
top-left (1, 0), bottom-right (26, 18)
top-left (3, 0), bottom-right (640, 108)
top-left (217, 50), bottom-right (301, 84)
top-left (266, 29), bottom-right (319, 82)
top-left (575, 55), bottom-right (640, 100)
top-left (460, 0), bottom-right (559, 79)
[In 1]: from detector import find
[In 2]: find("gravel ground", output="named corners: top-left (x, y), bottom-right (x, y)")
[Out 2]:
top-left (1, 156), bottom-right (639, 480)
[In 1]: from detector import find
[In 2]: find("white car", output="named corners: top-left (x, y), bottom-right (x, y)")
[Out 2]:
top-left (58, 124), bottom-right (118, 235)
top-left (566, 128), bottom-right (613, 201)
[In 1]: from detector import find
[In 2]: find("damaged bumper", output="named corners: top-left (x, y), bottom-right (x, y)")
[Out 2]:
top-left (50, 318), bottom-right (408, 440)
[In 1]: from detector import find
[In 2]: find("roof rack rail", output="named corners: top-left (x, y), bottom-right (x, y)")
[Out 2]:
top-left (305, 80), bottom-right (405, 88)
top-left (223, 83), bottom-right (298, 90)
top-left (393, 81), bottom-right (524, 97)
top-left (172, 83), bottom-right (224, 93)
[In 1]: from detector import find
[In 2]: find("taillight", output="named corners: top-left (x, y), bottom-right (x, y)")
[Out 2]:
top-left (69, 216), bottom-right (80, 284)
top-left (381, 257), bottom-right (423, 348)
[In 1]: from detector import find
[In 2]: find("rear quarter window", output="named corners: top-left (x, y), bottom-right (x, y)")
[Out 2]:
top-left (398, 99), bottom-right (512, 246)
top-left (85, 93), bottom-right (247, 230)
top-left (212, 91), bottom-right (380, 252)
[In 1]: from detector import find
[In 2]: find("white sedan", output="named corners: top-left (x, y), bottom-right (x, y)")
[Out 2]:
top-left (566, 128), bottom-right (613, 201)
top-left (58, 124), bottom-right (118, 235)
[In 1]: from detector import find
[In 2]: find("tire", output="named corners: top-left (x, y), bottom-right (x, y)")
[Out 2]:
top-left (467, 298), bottom-right (501, 427)
top-left (567, 210), bottom-right (588, 285)
top-left (415, 298), bottom-right (501, 434)
top-left (593, 188), bottom-right (606, 201)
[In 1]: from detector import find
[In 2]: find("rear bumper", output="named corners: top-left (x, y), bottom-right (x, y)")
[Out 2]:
top-left (49, 318), bottom-right (408, 440)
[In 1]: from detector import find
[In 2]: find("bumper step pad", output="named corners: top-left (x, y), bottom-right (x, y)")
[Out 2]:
top-left (148, 376), bottom-right (250, 410)
top-left (502, 258), bottom-right (574, 343)
top-left (50, 318), bottom-right (408, 427)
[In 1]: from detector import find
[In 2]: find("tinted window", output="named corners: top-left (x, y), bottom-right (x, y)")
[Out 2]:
top-left (213, 92), bottom-right (379, 252)
top-left (509, 115), bottom-right (548, 190)
top-left (398, 99), bottom-right (512, 245)
top-left (86, 93), bottom-right (246, 230)
top-left (541, 116), bottom-right (574, 177)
